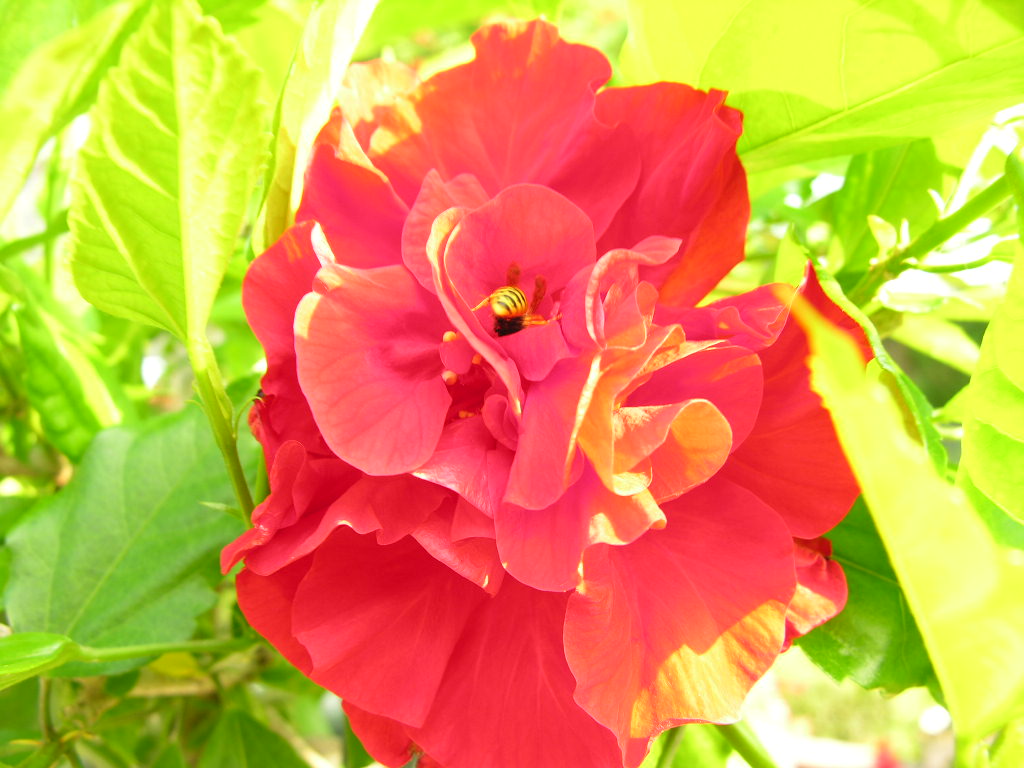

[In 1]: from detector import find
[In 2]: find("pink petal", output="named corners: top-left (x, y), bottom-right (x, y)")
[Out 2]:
top-left (596, 84), bottom-right (747, 306)
top-left (369, 21), bottom-right (613, 204)
top-left (412, 497), bottom-right (506, 596)
top-left (784, 537), bottom-right (848, 649)
top-left (719, 271), bottom-right (867, 538)
top-left (337, 60), bottom-right (419, 150)
top-left (243, 221), bottom-right (319, 365)
top-left (646, 399), bottom-right (734, 503)
top-left (625, 342), bottom-right (764, 449)
top-left (292, 527), bottom-right (489, 727)
top-left (403, 170), bottom-right (490, 293)
top-left (408, 578), bottom-right (623, 768)
top-left (497, 464), bottom-right (665, 592)
top-left (504, 354), bottom-right (599, 510)
top-left (236, 558), bottom-right (314, 674)
top-left (565, 478), bottom-right (795, 766)
top-left (294, 263), bottom-right (452, 474)
top-left (343, 704), bottom-right (416, 768)
top-left (413, 417), bottom-right (513, 518)
top-left (668, 282), bottom-right (791, 351)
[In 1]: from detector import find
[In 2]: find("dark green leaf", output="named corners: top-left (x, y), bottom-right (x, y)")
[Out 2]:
top-left (799, 500), bottom-right (935, 692)
top-left (5, 408), bottom-right (245, 677)
top-left (0, 632), bottom-right (79, 691)
top-left (69, 0), bottom-right (268, 338)
top-left (0, 1), bottom-right (143, 223)
top-left (624, 0), bottom-right (1024, 172)
top-left (834, 140), bottom-right (943, 280)
top-left (198, 710), bottom-right (310, 768)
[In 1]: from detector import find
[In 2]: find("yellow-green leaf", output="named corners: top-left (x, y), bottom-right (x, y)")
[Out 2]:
top-left (794, 297), bottom-right (1024, 739)
top-left (69, 0), bottom-right (268, 339)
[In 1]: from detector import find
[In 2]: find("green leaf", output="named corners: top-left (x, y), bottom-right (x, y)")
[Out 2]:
top-left (198, 710), bottom-right (310, 768)
top-left (255, 0), bottom-right (379, 251)
top-left (889, 315), bottom-right (981, 376)
top-left (793, 295), bottom-right (1024, 740)
top-left (992, 718), bottom-right (1024, 768)
top-left (833, 140), bottom-right (943, 278)
top-left (798, 499), bottom-right (935, 693)
top-left (814, 266), bottom-right (948, 472)
top-left (13, 303), bottom-right (122, 461)
top-left (959, 152), bottom-right (1024, 524)
top-left (69, 0), bottom-right (268, 339)
top-left (623, 0), bottom-right (1024, 172)
top-left (0, 1), bottom-right (142, 224)
top-left (0, 632), bottom-right (79, 691)
top-left (4, 408), bottom-right (245, 677)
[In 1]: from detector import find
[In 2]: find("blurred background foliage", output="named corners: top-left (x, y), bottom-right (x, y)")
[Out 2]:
top-left (1, 0), bottom-right (1023, 766)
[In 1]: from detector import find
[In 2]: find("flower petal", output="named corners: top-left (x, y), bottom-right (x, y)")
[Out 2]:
top-left (291, 527), bottom-right (489, 727)
top-left (565, 478), bottom-right (795, 766)
top-left (719, 271), bottom-right (867, 537)
top-left (596, 84), bottom-right (747, 306)
top-left (403, 170), bottom-right (490, 293)
top-left (497, 464), bottom-right (665, 592)
top-left (343, 704), bottom-right (416, 768)
top-left (370, 21), bottom-right (613, 203)
top-left (784, 537), bottom-right (848, 649)
top-left (294, 263), bottom-right (452, 474)
top-left (408, 578), bottom-right (623, 768)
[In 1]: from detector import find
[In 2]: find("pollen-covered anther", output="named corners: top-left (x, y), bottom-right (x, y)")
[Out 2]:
top-left (458, 410), bottom-right (476, 419)
top-left (442, 330), bottom-right (459, 343)
top-left (442, 370), bottom-right (458, 386)
top-left (471, 354), bottom-right (483, 365)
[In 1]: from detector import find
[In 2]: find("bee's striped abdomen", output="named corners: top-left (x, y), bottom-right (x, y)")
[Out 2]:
top-left (489, 286), bottom-right (528, 318)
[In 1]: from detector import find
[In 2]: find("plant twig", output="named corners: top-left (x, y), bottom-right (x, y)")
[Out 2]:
top-left (716, 722), bottom-right (781, 768)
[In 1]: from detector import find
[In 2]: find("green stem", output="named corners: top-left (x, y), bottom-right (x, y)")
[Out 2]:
top-left (0, 210), bottom-right (69, 263)
top-left (187, 336), bottom-right (254, 521)
top-left (716, 722), bottom-right (780, 768)
top-left (76, 636), bottom-right (251, 663)
top-left (847, 174), bottom-right (1011, 305)
top-left (42, 134), bottom-right (64, 286)
top-left (654, 726), bottom-right (686, 768)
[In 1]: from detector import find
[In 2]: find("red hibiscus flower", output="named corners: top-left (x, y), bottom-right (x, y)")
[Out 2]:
top-left (223, 19), bottom-right (866, 768)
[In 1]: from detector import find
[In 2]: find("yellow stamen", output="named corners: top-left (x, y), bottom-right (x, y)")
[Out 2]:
top-left (442, 330), bottom-right (458, 343)
top-left (471, 354), bottom-right (483, 365)
top-left (442, 370), bottom-right (458, 386)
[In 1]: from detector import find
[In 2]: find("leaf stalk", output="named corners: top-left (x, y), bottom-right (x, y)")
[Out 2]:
top-left (715, 722), bottom-right (781, 768)
top-left (847, 174), bottom-right (1011, 305)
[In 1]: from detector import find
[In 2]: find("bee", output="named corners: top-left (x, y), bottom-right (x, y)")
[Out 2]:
top-left (471, 263), bottom-right (552, 336)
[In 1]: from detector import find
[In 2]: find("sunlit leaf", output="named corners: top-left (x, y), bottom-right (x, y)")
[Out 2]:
top-left (959, 151), bottom-right (1024, 523)
top-left (623, 0), bottom-right (1024, 172)
top-left (5, 408), bottom-right (246, 677)
top-left (889, 314), bottom-right (981, 376)
top-left (0, 0), bottom-right (141, 224)
top-left (794, 296), bottom-right (1024, 739)
top-left (992, 718), bottom-right (1024, 768)
top-left (69, 0), bottom-right (268, 339)
top-left (198, 709), bottom-right (309, 768)
top-left (833, 140), bottom-right (943, 278)
top-left (798, 500), bottom-right (935, 692)
top-left (255, 0), bottom-right (378, 251)
top-left (0, 632), bottom-right (79, 692)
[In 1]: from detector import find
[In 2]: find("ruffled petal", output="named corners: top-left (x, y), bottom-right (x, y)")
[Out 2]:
top-left (719, 270), bottom-right (868, 537)
top-left (338, 60), bottom-right (419, 150)
top-left (291, 527), bottom-right (489, 727)
top-left (243, 221), bottom-right (319, 365)
top-left (370, 20), bottom-right (614, 204)
top-left (403, 170), bottom-right (490, 293)
top-left (343, 704), bottom-right (416, 768)
top-left (596, 84), bottom-right (747, 306)
top-left (294, 263), bottom-right (452, 474)
top-left (408, 578), bottom-right (623, 768)
top-left (497, 464), bottom-right (665, 592)
top-left (784, 537), bottom-right (848, 649)
top-left (565, 478), bottom-right (795, 766)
